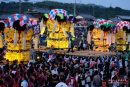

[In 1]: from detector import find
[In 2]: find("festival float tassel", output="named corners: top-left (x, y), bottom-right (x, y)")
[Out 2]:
top-left (123, 31), bottom-right (126, 41)
top-left (62, 24), bottom-right (68, 37)
top-left (14, 30), bottom-right (17, 46)
top-left (128, 33), bottom-right (130, 43)
top-left (87, 31), bottom-right (91, 44)
top-left (52, 20), bottom-right (58, 33)
top-left (34, 35), bottom-right (39, 49)
top-left (100, 30), bottom-right (104, 41)
top-left (40, 19), bottom-right (46, 35)
top-left (0, 33), bottom-right (3, 48)
top-left (107, 31), bottom-right (111, 46)
top-left (70, 24), bottom-right (75, 37)
top-left (112, 33), bottom-right (115, 43)
top-left (22, 31), bottom-right (26, 49)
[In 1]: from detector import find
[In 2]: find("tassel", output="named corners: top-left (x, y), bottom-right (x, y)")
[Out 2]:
top-left (62, 24), bottom-right (68, 37)
top-left (123, 31), bottom-right (126, 41)
top-left (128, 33), bottom-right (130, 42)
top-left (40, 19), bottom-right (46, 35)
top-left (40, 19), bottom-right (44, 28)
top-left (40, 24), bottom-right (46, 35)
top-left (0, 33), bottom-right (3, 48)
top-left (52, 20), bottom-right (58, 33)
top-left (107, 32), bottom-right (111, 46)
top-left (112, 33), bottom-right (115, 43)
top-left (87, 31), bottom-right (91, 44)
top-left (100, 30), bottom-right (104, 41)
top-left (14, 30), bottom-right (17, 46)
top-left (70, 23), bottom-right (75, 37)
top-left (22, 31), bottom-right (26, 49)
top-left (34, 35), bottom-right (39, 49)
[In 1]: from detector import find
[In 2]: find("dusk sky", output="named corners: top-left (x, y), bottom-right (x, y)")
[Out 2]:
top-left (0, 0), bottom-right (130, 10)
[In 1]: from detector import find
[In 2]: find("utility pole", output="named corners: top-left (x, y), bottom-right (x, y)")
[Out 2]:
top-left (74, 0), bottom-right (76, 16)
top-left (19, 0), bottom-right (22, 13)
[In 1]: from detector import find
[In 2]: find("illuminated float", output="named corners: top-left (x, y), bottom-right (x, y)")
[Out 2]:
top-left (91, 19), bottom-right (115, 52)
top-left (45, 9), bottom-right (75, 49)
top-left (116, 21), bottom-right (130, 51)
top-left (4, 14), bottom-right (33, 62)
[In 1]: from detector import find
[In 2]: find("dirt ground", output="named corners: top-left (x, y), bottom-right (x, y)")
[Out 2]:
top-left (35, 48), bottom-right (116, 57)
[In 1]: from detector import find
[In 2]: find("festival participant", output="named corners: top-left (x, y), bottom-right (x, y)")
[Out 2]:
top-left (67, 38), bottom-right (74, 53)
top-left (102, 78), bottom-right (107, 87)
top-left (56, 77), bottom-right (68, 87)
top-left (0, 52), bottom-right (129, 87)
top-left (0, 79), bottom-right (6, 87)
top-left (21, 76), bottom-right (28, 87)
top-left (78, 39), bottom-right (83, 51)
top-left (66, 73), bottom-right (78, 87)
top-left (85, 71), bottom-right (91, 87)
top-left (124, 52), bottom-right (129, 67)
top-left (93, 71), bottom-right (102, 87)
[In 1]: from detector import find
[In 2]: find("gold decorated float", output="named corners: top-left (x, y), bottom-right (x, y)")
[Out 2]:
top-left (4, 14), bottom-right (33, 62)
top-left (115, 29), bottom-right (126, 51)
top-left (92, 28), bottom-right (109, 52)
top-left (4, 28), bottom-right (33, 62)
top-left (46, 20), bottom-right (74, 48)
top-left (116, 21), bottom-right (130, 51)
top-left (91, 19), bottom-right (113, 52)
top-left (42, 10), bottom-right (75, 49)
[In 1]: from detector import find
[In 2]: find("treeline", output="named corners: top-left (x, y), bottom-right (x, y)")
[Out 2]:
top-left (0, 1), bottom-right (130, 18)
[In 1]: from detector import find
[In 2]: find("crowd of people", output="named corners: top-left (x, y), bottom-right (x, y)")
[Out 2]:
top-left (0, 52), bottom-right (130, 87)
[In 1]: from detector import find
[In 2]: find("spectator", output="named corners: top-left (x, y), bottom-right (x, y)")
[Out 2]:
top-left (93, 71), bottom-right (102, 87)
top-left (56, 77), bottom-right (68, 87)
top-left (0, 52), bottom-right (129, 87)
top-left (21, 76), bottom-right (28, 87)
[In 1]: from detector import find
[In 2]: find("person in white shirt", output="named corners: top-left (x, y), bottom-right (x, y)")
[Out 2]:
top-left (85, 72), bottom-right (91, 87)
top-left (0, 62), bottom-right (4, 70)
top-left (21, 77), bottom-right (28, 87)
top-left (119, 59), bottom-right (123, 68)
top-left (56, 82), bottom-right (68, 87)
top-left (56, 77), bottom-right (68, 87)
top-left (51, 68), bottom-right (58, 75)
top-left (112, 80), bottom-right (119, 87)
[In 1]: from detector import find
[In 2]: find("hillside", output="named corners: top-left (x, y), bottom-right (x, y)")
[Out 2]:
top-left (0, 1), bottom-right (130, 18)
